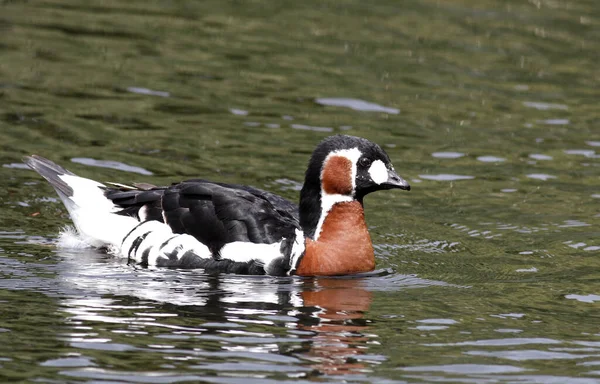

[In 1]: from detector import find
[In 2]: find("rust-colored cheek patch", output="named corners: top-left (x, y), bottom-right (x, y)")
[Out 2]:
top-left (321, 156), bottom-right (353, 195)
top-left (296, 201), bottom-right (375, 276)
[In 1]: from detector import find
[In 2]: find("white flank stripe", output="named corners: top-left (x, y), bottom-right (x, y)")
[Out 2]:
top-left (119, 221), bottom-right (212, 265)
top-left (287, 228), bottom-right (306, 275)
top-left (368, 159), bottom-right (388, 185)
top-left (120, 221), bottom-right (171, 258)
top-left (119, 219), bottom-right (290, 273)
top-left (148, 233), bottom-right (212, 266)
top-left (220, 241), bottom-right (283, 270)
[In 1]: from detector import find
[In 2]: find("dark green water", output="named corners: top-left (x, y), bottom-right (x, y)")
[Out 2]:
top-left (1, 0), bottom-right (600, 382)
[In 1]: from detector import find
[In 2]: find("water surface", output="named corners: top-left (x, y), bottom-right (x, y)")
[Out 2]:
top-left (1, 0), bottom-right (599, 382)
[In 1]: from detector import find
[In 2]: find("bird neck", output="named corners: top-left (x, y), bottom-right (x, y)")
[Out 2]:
top-left (295, 200), bottom-right (375, 276)
top-left (299, 181), bottom-right (322, 238)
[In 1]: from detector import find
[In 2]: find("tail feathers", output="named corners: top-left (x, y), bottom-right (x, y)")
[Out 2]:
top-left (24, 155), bottom-right (140, 248)
top-left (23, 155), bottom-right (75, 201)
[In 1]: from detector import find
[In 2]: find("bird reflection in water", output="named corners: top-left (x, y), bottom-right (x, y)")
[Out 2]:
top-left (57, 251), bottom-right (387, 377)
top-left (296, 277), bottom-right (374, 375)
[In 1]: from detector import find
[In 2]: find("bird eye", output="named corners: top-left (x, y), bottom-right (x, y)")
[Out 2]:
top-left (359, 157), bottom-right (371, 167)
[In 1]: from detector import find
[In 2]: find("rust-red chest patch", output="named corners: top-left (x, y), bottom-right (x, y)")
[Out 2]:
top-left (295, 201), bottom-right (375, 276)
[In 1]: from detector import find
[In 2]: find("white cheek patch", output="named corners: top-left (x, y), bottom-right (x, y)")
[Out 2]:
top-left (368, 160), bottom-right (388, 185)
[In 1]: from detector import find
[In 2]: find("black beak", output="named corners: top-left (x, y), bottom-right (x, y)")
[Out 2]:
top-left (381, 169), bottom-right (411, 191)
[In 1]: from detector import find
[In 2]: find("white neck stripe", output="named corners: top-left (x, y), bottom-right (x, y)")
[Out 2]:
top-left (314, 148), bottom-right (362, 240)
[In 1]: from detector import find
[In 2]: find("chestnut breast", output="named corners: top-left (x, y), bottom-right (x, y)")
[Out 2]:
top-left (295, 201), bottom-right (375, 276)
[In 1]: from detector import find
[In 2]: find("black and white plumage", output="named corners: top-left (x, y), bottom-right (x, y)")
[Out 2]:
top-left (24, 135), bottom-right (410, 276)
top-left (107, 181), bottom-right (300, 253)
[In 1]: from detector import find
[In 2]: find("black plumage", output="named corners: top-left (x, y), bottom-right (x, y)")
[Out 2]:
top-left (25, 135), bottom-right (410, 275)
top-left (105, 134), bottom-right (406, 257)
top-left (156, 250), bottom-right (266, 274)
top-left (105, 180), bottom-right (301, 255)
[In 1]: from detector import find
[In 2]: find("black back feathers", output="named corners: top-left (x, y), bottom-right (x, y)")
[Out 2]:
top-left (106, 179), bottom-right (300, 254)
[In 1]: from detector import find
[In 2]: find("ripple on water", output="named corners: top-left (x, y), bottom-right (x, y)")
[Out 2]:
top-left (414, 325), bottom-right (449, 331)
top-left (229, 108), bottom-right (248, 116)
top-left (564, 149), bottom-right (598, 158)
top-left (401, 363), bottom-right (528, 374)
top-left (71, 158), bottom-right (153, 175)
top-left (425, 338), bottom-right (560, 347)
top-left (522, 101), bottom-right (568, 110)
top-left (565, 294), bottom-right (600, 303)
top-left (490, 313), bottom-right (526, 320)
top-left (417, 318), bottom-right (459, 325)
top-left (526, 174), bottom-right (556, 181)
top-left (538, 119), bottom-right (570, 125)
top-left (126, 87), bottom-right (170, 98)
top-left (419, 174), bottom-right (475, 181)
top-left (59, 370), bottom-right (210, 383)
top-left (3, 163), bottom-right (31, 170)
top-left (431, 152), bottom-right (465, 159)
top-left (558, 220), bottom-right (590, 228)
top-left (290, 124), bottom-right (333, 132)
top-left (564, 241), bottom-right (600, 251)
top-left (529, 154), bottom-right (553, 161)
top-left (586, 141), bottom-right (600, 147)
top-left (315, 97), bottom-right (400, 114)
top-left (40, 356), bottom-right (96, 367)
top-left (464, 350), bottom-right (593, 361)
top-left (477, 156), bottom-right (506, 163)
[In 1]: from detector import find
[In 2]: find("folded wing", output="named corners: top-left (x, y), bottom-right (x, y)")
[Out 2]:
top-left (105, 180), bottom-right (300, 254)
